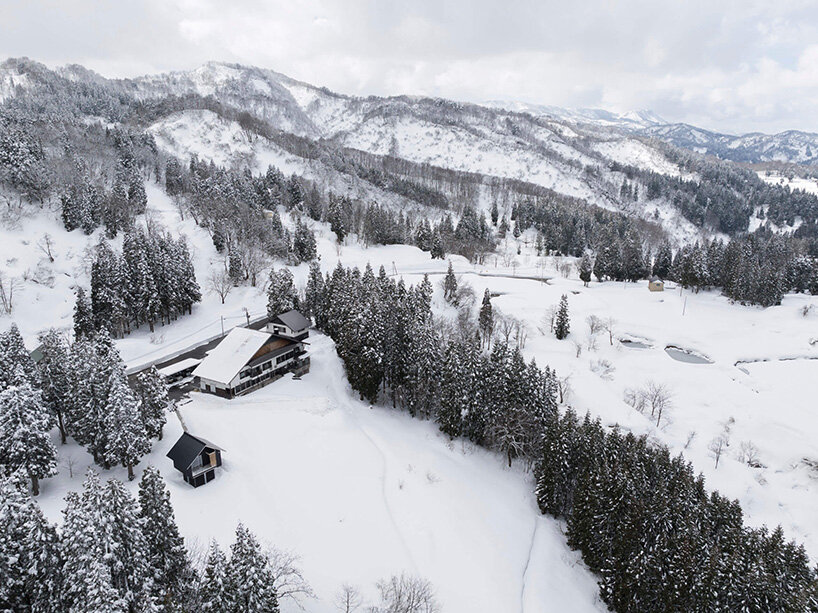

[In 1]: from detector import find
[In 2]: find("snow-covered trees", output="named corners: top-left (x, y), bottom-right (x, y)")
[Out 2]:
top-left (37, 330), bottom-right (72, 444)
top-left (442, 261), bottom-right (458, 305)
top-left (0, 371), bottom-right (57, 495)
top-left (62, 471), bottom-right (150, 612)
top-left (478, 289), bottom-right (493, 348)
top-left (554, 295), bottom-right (570, 340)
top-left (266, 268), bottom-right (299, 318)
top-left (0, 323), bottom-right (37, 391)
top-left (73, 286), bottom-right (95, 341)
top-left (132, 367), bottom-right (170, 441)
top-left (200, 542), bottom-right (230, 612)
top-left (228, 523), bottom-right (280, 612)
top-left (89, 232), bottom-right (201, 338)
top-left (0, 474), bottom-right (62, 610)
top-left (579, 253), bottom-right (593, 286)
top-left (138, 467), bottom-right (193, 609)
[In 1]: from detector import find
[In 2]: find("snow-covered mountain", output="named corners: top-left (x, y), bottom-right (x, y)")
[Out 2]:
top-left (484, 100), bottom-right (667, 130)
top-left (4, 57), bottom-right (818, 244)
top-left (642, 123), bottom-right (818, 165)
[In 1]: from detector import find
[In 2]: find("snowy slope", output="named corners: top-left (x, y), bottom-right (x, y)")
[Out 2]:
top-left (33, 334), bottom-right (606, 613)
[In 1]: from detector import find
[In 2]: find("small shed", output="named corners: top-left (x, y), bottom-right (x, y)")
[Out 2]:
top-left (648, 278), bottom-right (665, 292)
top-left (267, 309), bottom-right (310, 340)
top-left (166, 432), bottom-right (225, 487)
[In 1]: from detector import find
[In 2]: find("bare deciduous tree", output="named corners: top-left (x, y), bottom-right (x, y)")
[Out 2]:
top-left (708, 435), bottom-right (728, 469)
top-left (602, 316), bottom-right (617, 346)
top-left (737, 441), bottom-right (763, 468)
top-left (624, 381), bottom-right (673, 427)
top-left (335, 584), bottom-right (362, 612)
top-left (37, 233), bottom-right (55, 262)
top-left (265, 546), bottom-right (315, 610)
top-left (558, 260), bottom-right (573, 278)
top-left (207, 267), bottom-right (232, 304)
top-left (370, 574), bottom-right (439, 613)
top-left (586, 315), bottom-right (603, 336)
top-left (0, 272), bottom-right (20, 314)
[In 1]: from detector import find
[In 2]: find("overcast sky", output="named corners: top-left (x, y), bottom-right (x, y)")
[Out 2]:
top-left (2, 0), bottom-right (818, 134)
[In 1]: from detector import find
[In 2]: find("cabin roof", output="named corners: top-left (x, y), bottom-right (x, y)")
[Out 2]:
top-left (166, 432), bottom-right (224, 471)
top-left (272, 309), bottom-right (310, 332)
top-left (192, 327), bottom-right (272, 385)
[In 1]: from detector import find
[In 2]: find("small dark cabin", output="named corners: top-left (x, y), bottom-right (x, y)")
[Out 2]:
top-left (166, 432), bottom-right (225, 487)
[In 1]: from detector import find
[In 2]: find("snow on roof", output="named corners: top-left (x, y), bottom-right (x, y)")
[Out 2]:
top-left (157, 357), bottom-right (202, 378)
top-left (273, 309), bottom-right (310, 332)
top-left (192, 327), bottom-right (271, 386)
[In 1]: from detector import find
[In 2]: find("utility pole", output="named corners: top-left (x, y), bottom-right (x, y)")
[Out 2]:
top-left (220, 316), bottom-right (225, 337)
top-left (244, 307), bottom-right (250, 327)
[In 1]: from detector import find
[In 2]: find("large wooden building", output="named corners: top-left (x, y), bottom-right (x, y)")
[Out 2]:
top-left (192, 316), bottom-right (310, 398)
top-left (166, 432), bottom-right (225, 487)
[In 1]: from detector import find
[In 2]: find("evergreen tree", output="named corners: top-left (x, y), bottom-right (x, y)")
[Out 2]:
top-left (0, 474), bottom-right (62, 610)
top-left (138, 467), bottom-right (192, 610)
top-left (228, 247), bottom-right (243, 286)
top-left (37, 329), bottom-right (72, 443)
top-left (73, 286), bottom-right (95, 341)
top-left (103, 376), bottom-right (150, 480)
top-left (478, 289), bottom-right (494, 348)
top-left (554, 295), bottom-right (570, 340)
top-left (653, 242), bottom-right (673, 279)
top-left (430, 229), bottom-right (445, 259)
top-left (133, 367), bottom-right (170, 441)
top-left (303, 261), bottom-right (324, 324)
top-left (0, 370), bottom-right (57, 495)
top-left (443, 261), bottom-right (458, 304)
top-left (227, 524), bottom-right (279, 612)
top-left (579, 253), bottom-right (593, 286)
top-left (266, 268), bottom-right (299, 318)
top-left (200, 541), bottom-right (230, 613)
top-left (491, 201), bottom-right (499, 226)
top-left (0, 323), bottom-right (37, 391)
top-left (291, 219), bottom-right (317, 263)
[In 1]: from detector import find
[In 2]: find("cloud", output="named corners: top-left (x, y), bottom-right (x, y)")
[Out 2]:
top-left (2, 0), bottom-right (818, 133)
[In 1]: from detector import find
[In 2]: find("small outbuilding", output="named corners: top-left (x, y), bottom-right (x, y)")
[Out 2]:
top-left (166, 432), bottom-right (225, 487)
top-left (266, 309), bottom-right (311, 340)
top-left (648, 278), bottom-right (665, 292)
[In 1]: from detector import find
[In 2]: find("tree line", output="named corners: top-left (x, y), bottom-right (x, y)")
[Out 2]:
top-left (308, 264), bottom-right (818, 612)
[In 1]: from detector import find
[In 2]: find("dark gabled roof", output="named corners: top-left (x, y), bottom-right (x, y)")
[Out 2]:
top-left (272, 309), bottom-right (310, 332)
top-left (166, 432), bottom-right (225, 471)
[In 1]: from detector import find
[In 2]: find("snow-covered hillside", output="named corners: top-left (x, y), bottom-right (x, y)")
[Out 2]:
top-left (35, 334), bottom-right (607, 613)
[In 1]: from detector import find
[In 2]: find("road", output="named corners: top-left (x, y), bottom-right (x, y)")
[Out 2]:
top-left (128, 316), bottom-right (271, 403)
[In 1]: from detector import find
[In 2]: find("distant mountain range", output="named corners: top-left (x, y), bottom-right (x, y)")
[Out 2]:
top-left (486, 100), bottom-right (818, 166)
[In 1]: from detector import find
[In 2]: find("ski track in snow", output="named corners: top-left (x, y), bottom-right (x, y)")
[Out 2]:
top-left (338, 397), bottom-right (419, 572)
top-left (520, 516), bottom-right (540, 613)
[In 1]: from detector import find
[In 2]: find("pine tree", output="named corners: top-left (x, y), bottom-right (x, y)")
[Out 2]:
top-left (227, 524), bottom-right (279, 612)
top-left (653, 241), bottom-right (673, 280)
top-left (0, 474), bottom-right (62, 610)
top-left (430, 229), bottom-right (445, 259)
top-left (303, 261), bottom-right (324, 324)
top-left (478, 289), bottom-right (493, 348)
top-left (103, 376), bottom-right (150, 480)
top-left (133, 367), bottom-right (170, 441)
top-left (579, 253), bottom-right (593, 286)
top-left (228, 247), bottom-right (243, 286)
top-left (0, 323), bottom-right (37, 391)
top-left (555, 294), bottom-right (570, 340)
top-left (491, 201), bottom-right (499, 225)
top-left (0, 370), bottom-right (57, 495)
top-left (266, 268), bottom-right (299, 319)
top-left (102, 478), bottom-right (152, 609)
top-left (73, 286), bottom-right (95, 341)
top-left (291, 219), bottom-right (317, 263)
top-left (62, 473), bottom-right (125, 613)
top-left (200, 541), bottom-right (230, 613)
top-left (443, 261), bottom-right (458, 304)
top-left (138, 467), bottom-right (192, 610)
top-left (37, 329), bottom-right (72, 444)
